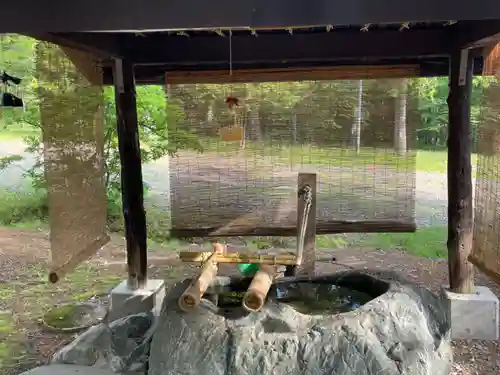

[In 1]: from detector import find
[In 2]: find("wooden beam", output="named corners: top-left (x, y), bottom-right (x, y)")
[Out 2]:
top-left (447, 48), bottom-right (475, 294)
top-left (165, 65), bottom-right (421, 84)
top-left (2, 0), bottom-right (500, 33)
top-left (126, 28), bottom-right (451, 66)
top-left (26, 32), bottom-right (121, 59)
top-left (456, 20), bottom-right (500, 49)
top-left (113, 58), bottom-right (148, 289)
top-left (170, 220), bottom-right (416, 238)
top-left (482, 43), bottom-right (500, 76)
top-left (104, 57), bottom-right (486, 85)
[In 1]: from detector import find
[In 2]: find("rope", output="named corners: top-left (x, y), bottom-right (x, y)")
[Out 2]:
top-left (297, 185), bottom-right (313, 264)
top-left (229, 30), bottom-right (233, 77)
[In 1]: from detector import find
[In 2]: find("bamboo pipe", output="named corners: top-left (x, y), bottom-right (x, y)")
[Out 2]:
top-left (179, 251), bottom-right (298, 265)
top-left (242, 264), bottom-right (276, 312)
top-left (178, 243), bottom-right (225, 312)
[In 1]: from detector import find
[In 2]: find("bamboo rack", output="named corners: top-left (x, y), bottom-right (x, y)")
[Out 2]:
top-left (179, 251), bottom-right (298, 265)
top-left (177, 173), bottom-right (318, 312)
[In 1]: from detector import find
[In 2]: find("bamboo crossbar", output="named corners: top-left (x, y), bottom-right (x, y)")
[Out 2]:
top-left (179, 251), bottom-right (299, 265)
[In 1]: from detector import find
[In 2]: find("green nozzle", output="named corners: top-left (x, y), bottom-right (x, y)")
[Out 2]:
top-left (236, 263), bottom-right (260, 276)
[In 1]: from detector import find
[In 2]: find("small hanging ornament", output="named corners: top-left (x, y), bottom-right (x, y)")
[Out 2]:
top-left (225, 95), bottom-right (239, 109)
top-left (220, 30), bottom-right (244, 144)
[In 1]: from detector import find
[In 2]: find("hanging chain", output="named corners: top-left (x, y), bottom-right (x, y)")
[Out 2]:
top-left (297, 185), bottom-right (313, 264)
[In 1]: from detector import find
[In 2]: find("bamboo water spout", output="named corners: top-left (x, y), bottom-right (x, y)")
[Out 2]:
top-left (242, 264), bottom-right (276, 312)
top-left (178, 243), bottom-right (225, 312)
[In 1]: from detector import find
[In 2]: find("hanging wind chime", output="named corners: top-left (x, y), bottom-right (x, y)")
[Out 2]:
top-left (220, 30), bottom-right (244, 144)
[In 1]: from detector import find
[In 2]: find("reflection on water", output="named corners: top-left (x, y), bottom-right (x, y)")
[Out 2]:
top-left (208, 281), bottom-right (373, 315)
top-left (274, 283), bottom-right (372, 315)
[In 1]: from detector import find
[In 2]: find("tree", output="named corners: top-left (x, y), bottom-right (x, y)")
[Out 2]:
top-left (394, 78), bottom-right (408, 153)
top-left (0, 36), bottom-right (202, 224)
top-left (351, 80), bottom-right (363, 153)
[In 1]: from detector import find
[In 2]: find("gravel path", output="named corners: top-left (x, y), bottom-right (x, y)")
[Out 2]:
top-left (0, 141), bottom-right (454, 227)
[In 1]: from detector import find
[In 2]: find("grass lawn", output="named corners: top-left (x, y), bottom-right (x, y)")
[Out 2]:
top-left (0, 124), bottom-right (39, 141)
top-left (416, 149), bottom-right (478, 175)
top-left (314, 225), bottom-right (448, 259)
top-left (247, 225), bottom-right (448, 259)
top-left (0, 129), bottom-right (476, 175)
top-left (0, 261), bottom-right (125, 372)
top-left (199, 139), bottom-right (475, 175)
top-left (353, 225), bottom-right (448, 258)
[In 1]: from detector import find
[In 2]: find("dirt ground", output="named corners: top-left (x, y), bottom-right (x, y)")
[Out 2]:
top-left (0, 228), bottom-right (499, 375)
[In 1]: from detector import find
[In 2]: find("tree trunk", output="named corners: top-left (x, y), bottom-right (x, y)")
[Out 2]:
top-left (246, 104), bottom-right (262, 141)
top-left (292, 111), bottom-right (297, 144)
top-left (394, 79), bottom-right (408, 153)
top-left (351, 80), bottom-right (363, 154)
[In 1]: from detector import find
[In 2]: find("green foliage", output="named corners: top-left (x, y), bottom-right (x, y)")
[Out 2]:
top-left (414, 76), bottom-right (497, 150)
top-left (0, 190), bottom-right (48, 226)
top-left (0, 35), bottom-right (203, 232)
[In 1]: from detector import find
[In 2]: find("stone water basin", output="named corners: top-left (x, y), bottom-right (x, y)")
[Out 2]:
top-left (213, 275), bottom-right (375, 316)
top-left (149, 270), bottom-right (453, 375)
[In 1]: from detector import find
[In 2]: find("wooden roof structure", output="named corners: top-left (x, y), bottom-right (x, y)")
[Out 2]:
top-left (4, 0), bottom-right (500, 84)
top-left (4, 0), bottom-right (500, 293)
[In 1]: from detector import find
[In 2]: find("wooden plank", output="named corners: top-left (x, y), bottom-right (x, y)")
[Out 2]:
top-left (447, 48), bottom-right (475, 294)
top-left (170, 220), bottom-right (416, 238)
top-left (3, 1), bottom-right (500, 33)
top-left (113, 58), bottom-right (148, 289)
top-left (165, 65), bottom-right (421, 84)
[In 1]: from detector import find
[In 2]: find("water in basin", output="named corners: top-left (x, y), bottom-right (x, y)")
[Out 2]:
top-left (274, 282), bottom-right (373, 314)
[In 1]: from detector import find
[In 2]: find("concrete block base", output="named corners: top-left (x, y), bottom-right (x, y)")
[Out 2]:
top-left (109, 279), bottom-right (166, 322)
top-left (441, 285), bottom-right (499, 340)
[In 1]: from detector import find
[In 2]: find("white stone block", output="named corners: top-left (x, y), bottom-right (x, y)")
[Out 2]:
top-left (109, 279), bottom-right (166, 322)
top-left (441, 285), bottom-right (499, 340)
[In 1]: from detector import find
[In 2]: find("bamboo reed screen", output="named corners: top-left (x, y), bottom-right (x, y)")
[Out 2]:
top-left (166, 77), bottom-right (418, 238)
top-left (470, 48), bottom-right (500, 284)
top-left (35, 42), bottom-right (109, 282)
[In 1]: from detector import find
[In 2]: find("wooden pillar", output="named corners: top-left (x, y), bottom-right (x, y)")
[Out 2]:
top-left (287, 173), bottom-right (317, 277)
top-left (447, 48), bottom-right (475, 293)
top-left (113, 58), bottom-right (148, 289)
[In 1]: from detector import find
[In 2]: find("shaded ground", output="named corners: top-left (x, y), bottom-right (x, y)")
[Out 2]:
top-left (0, 228), bottom-right (196, 375)
top-left (0, 228), bottom-right (498, 375)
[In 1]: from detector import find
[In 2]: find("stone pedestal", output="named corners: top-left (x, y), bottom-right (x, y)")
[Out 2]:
top-left (109, 279), bottom-right (165, 322)
top-left (149, 272), bottom-right (453, 375)
top-left (441, 285), bottom-right (499, 340)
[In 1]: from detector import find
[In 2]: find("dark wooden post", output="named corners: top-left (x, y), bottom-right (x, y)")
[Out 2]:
top-left (447, 48), bottom-right (475, 293)
top-left (113, 58), bottom-right (148, 289)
